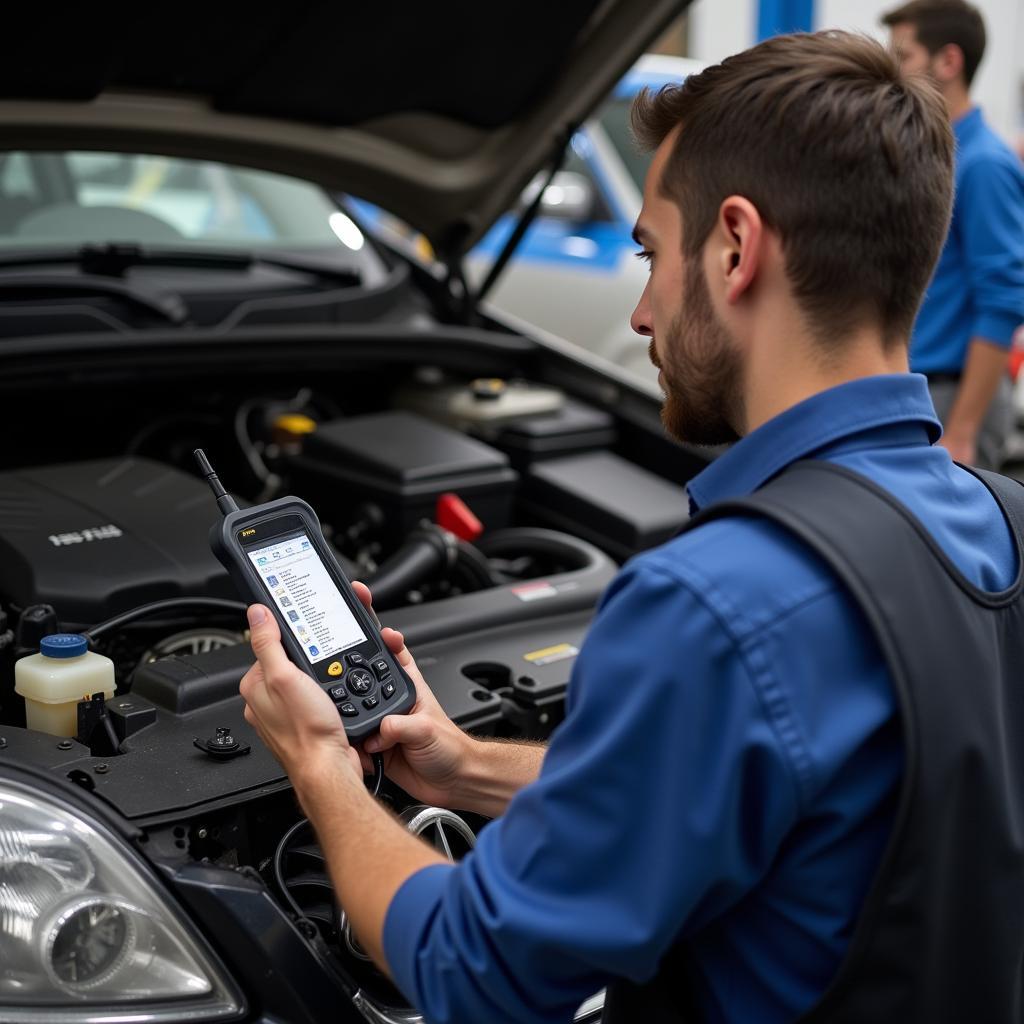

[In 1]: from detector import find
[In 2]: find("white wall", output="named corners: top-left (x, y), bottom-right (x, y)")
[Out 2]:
top-left (688, 0), bottom-right (754, 73)
top-left (687, 0), bottom-right (1023, 147)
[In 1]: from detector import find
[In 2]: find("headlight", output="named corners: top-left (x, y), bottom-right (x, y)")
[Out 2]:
top-left (0, 779), bottom-right (243, 1022)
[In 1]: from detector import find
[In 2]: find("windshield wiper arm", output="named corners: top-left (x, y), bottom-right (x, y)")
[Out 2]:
top-left (0, 244), bottom-right (361, 287)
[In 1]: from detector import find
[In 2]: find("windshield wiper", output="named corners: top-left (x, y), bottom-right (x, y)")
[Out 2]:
top-left (0, 244), bottom-right (361, 288)
top-left (0, 272), bottom-right (187, 325)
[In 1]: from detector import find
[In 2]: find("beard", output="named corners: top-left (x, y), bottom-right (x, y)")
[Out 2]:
top-left (649, 260), bottom-right (743, 447)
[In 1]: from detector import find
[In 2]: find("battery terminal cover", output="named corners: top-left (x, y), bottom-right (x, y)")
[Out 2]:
top-left (435, 493), bottom-right (483, 542)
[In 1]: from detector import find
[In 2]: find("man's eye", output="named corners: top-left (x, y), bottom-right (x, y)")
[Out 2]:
top-left (634, 250), bottom-right (653, 265)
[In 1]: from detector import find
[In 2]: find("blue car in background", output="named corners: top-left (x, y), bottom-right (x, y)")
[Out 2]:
top-left (468, 56), bottom-right (703, 382)
top-left (352, 55), bottom-right (703, 384)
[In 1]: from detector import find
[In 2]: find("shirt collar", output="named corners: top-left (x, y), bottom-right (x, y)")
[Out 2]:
top-left (954, 106), bottom-right (982, 142)
top-left (686, 373), bottom-right (942, 513)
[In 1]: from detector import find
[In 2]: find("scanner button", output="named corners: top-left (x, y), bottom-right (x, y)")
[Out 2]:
top-left (371, 658), bottom-right (391, 680)
top-left (382, 681), bottom-right (396, 700)
top-left (328, 684), bottom-right (346, 701)
top-left (327, 661), bottom-right (343, 677)
top-left (362, 695), bottom-right (379, 711)
top-left (345, 652), bottom-right (367, 669)
top-left (348, 669), bottom-right (373, 695)
top-left (338, 702), bottom-right (359, 718)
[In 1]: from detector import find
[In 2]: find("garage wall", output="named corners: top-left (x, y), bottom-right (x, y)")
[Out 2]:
top-left (687, 0), bottom-right (1023, 147)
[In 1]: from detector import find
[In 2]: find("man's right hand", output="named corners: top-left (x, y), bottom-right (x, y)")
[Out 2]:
top-left (352, 582), bottom-right (476, 809)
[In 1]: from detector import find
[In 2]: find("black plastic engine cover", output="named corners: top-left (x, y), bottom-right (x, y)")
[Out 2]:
top-left (0, 458), bottom-right (234, 625)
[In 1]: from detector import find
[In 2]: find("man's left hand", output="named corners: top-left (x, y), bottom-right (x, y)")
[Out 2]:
top-left (239, 604), bottom-right (361, 783)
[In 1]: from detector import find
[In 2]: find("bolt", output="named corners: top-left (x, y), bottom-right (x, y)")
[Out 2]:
top-left (197, 828), bottom-right (208, 839)
top-left (212, 727), bottom-right (236, 748)
top-left (0, 737), bottom-right (6, 750)
top-left (58, 740), bottom-right (73, 750)
top-left (95, 764), bottom-right (109, 774)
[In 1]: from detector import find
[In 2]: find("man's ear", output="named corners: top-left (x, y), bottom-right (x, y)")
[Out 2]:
top-left (716, 196), bottom-right (764, 305)
top-left (932, 42), bottom-right (965, 85)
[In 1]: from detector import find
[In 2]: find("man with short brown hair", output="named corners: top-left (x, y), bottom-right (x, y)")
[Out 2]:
top-left (239, 31), bottom-right (1024, 1023)
top-left (882, 0), bottom-right (1024, 468)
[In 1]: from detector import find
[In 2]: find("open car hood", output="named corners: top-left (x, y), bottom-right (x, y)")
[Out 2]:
top-left (0, 1), bottom-right (689, 259)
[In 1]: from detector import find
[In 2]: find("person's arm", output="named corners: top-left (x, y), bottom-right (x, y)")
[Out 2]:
top-left (443, 735), bottom-right (547, 819)
top-left (942, 154), bottom-right (1024, 462)
top-left (238, 603), bottom-right (443, 972)
top-left (940, 337), bottom-right (1010, 463)
top-left (290, 748), bottom-right (444, 969)
top-left (383, 560), bottom-right (802, 1024)
top-left (239, 583), bottom-right (544, 971)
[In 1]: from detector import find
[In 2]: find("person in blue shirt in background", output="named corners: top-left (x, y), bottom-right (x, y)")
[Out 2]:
top-left (236, 31), bottom-right (1023, 1024)
top-left (883, 0), bottom-right (1024, 469)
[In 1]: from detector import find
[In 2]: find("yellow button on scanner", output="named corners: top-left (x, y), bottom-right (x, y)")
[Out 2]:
top-left (327, 661), bottom-right (343, 677)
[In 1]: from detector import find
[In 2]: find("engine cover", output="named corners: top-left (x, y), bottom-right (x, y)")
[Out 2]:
top-left (0, 458), bottom-right (233, 625)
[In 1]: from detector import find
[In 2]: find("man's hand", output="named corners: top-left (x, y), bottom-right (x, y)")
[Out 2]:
top-left (351, 582), bottom-right (476, 809)
top-left (239, 605), bottom-right (361, 784)
top-left (939, 337), bottom-right (1010, 467)
top-left (240, 582), bottom-right (540, 817)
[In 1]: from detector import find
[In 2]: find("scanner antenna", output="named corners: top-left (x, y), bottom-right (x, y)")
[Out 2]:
top-left (194, 449), bottom-right (239, 516)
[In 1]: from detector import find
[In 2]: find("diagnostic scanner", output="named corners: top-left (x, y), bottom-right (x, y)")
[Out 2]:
top-left (195, 449), bottom-right (416, 741)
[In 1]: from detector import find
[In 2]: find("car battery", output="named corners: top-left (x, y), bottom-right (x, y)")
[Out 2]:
top-left (289, 411), bottom-right (518, 536)
top-left (488, 399), bottom-right (617, 470)
top-left (523, 450), bottom-right (688, 561)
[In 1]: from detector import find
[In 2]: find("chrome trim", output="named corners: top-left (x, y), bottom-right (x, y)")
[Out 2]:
top-left (346, 807), bottom-right (604, 1023)
top-left (352, 988), bottom-right (606, 1024)
top-left (342, 807), bottom-right (476, 962)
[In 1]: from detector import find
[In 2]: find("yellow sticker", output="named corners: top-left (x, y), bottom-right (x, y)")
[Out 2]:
top-left (523, 643), bottom-right (579, 667)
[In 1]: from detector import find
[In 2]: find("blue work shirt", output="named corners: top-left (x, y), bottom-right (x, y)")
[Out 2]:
top-left (910, 107), bottom-right (1024, 374)
top-left (383, 373), bottom-right (1018, 1023)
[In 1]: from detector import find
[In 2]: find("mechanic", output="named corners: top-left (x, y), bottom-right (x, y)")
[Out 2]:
top-left (882, 0), bottom-right (1024, 469)
top-left (239, 31), bottom-right (1024, 1024)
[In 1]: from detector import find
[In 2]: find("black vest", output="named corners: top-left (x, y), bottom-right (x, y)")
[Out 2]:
top-left (604, 460), bottom-right (1024, 1023)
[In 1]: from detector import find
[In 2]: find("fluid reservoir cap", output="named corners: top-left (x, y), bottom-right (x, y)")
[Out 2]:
top-left (40, 634), bottom-right (88, 659)
top-left (273, 413), bottom-right (317, 439)
top-left (471, 378), bottom-right (506, 401)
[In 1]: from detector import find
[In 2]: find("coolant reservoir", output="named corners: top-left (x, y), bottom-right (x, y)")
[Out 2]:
top-left (15, 634), bottom-right (115, 737)
top-left (398, 375), bottom-right (564, 430)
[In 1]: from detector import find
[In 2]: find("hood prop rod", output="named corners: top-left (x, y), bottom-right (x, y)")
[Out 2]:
top-left (474, 129), bottom-right (573, 308)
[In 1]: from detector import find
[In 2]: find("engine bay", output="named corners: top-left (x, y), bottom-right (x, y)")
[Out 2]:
top-left (0, 340), bottom-right (698, 1018)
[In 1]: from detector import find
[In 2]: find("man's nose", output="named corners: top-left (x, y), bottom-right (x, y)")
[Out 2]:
top-left (631, 282), bottom-right (653, 337)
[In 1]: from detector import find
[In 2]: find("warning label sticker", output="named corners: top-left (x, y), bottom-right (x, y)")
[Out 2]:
top-left (523, 643), bottom-right (579, 667)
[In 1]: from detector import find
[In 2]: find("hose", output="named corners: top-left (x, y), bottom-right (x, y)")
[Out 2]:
top-left (363, 524), bottom-right (458, 609)
top-left (83, 597), bottom-right (248, 642)
top-left (475, 527), bottom-right (605, 573)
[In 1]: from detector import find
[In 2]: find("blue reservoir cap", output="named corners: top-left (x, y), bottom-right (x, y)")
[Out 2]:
top-left (40, 634), bottom-right (88, 659)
